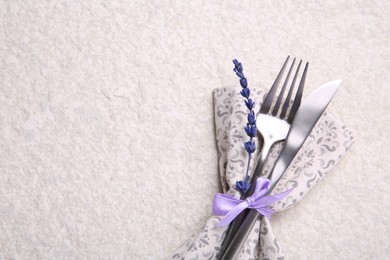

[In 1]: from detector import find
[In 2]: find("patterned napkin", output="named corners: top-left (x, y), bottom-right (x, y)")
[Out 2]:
top-left (170, 86), bottom-right (354, 259)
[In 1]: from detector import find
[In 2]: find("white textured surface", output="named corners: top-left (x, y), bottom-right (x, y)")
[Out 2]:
top-left (0, 1), bottom-right (389, 259)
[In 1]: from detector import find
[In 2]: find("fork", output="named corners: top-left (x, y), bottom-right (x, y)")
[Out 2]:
top-left (218, 56), bottom-right (309, 258)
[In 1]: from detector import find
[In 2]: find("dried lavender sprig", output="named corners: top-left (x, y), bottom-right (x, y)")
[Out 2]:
top-left (232, 59), bottom-right (256, 195)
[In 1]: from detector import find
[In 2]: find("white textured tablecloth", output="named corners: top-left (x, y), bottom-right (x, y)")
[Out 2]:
top-left (1, 1), bottom-right (389, 259)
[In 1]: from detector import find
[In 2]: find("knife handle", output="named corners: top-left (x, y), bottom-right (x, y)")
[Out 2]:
top-left (218, 209), bottom-right (249, 258)
top-left (220, 210), bottom-right (260, 259)
top-left (218, 152), bottom-right (266, 258)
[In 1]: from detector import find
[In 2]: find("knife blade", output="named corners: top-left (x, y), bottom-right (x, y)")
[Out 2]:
top-left (220, 80), bottom-right (342, 259)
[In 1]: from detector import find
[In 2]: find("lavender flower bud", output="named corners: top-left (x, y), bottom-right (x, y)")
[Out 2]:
top-left (244, 140), bottom-right (256, 154)
top-left (245, 98), bottom-right (255, 110)
top-left (247, 110), bottom-right (256, 124)
top-left (240, 78), bottom-right (248, 88)
top-left (235, 177), bottom-right (250, 194)
top-left (240, 88), bottom-right (250, 98)
top-left (245, 124), bottom-right (257, 138)
top-left (235, 71), bottom-right (245, 79)
top-left (233, 59), bottom-right (243, 73)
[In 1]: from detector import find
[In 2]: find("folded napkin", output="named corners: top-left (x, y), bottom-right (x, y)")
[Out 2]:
top-left (170, 86), bottom-right (354, 259)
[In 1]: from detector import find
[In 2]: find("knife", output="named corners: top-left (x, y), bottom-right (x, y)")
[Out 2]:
top-left (220, 80), bottom-right (342, 259)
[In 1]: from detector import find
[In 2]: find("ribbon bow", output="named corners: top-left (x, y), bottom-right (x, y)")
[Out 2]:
top-left (212, 178), bottom-right (293, 227)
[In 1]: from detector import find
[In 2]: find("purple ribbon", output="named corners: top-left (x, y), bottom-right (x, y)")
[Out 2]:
top-left (212, 178), bottom-right (293, 227)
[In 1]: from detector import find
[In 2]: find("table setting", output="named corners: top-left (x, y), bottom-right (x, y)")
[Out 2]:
top-left (170, 57), bottom-right (354, 259)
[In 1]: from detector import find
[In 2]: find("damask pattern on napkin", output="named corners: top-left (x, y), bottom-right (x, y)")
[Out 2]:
top-left (170, 87), bottom-right (354, 260)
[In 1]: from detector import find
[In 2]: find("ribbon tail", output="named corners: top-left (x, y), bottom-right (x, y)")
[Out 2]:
top-left (256, 207), bottom-right (275, 219)
top-left (255, 188), bottom-right (295, 207)
top-left (271, 187), bottom-right (294, 200)
top-left (216, 201), bottom-right (248, 227)
top-left (212, 193), bottom-right (242, 216)
top-left (252, 188), bottom-right (294, 218)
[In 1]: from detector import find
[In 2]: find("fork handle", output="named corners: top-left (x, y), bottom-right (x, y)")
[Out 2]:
top-left (251, 140), bottom-right (272, 181)
top-left (243, 140), bottom-right (272, 197)
top-left (218, 141), bottom-right (273, 259)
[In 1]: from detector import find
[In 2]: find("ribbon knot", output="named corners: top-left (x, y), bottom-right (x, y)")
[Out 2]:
top-left (244, 197), bottom-right (254, 206)
top-left (212, 178), bottom-right (293, 227)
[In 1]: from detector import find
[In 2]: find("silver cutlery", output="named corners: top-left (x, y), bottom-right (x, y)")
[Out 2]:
top-left (219, 56), bottom-right (309, 257)
top-left (220, 80), bottom-right (342, 259)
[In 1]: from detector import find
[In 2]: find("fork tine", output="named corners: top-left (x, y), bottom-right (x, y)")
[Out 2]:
top-left (287, 62), bottom-right (309, 123)
top-left (259, 56), bottom-right (290, 114)
top-left (280, 60), bottom-right (302, 120)
top-left (271, 58), bottom-right (296, 116)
